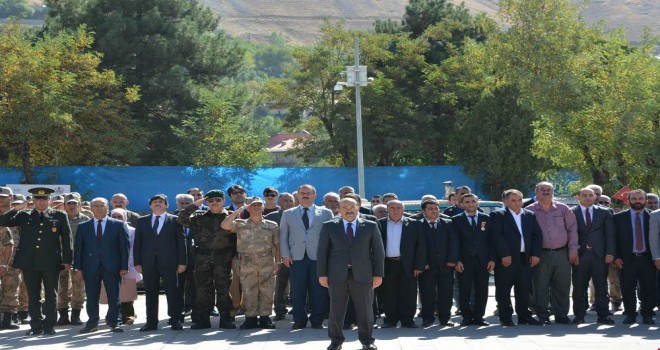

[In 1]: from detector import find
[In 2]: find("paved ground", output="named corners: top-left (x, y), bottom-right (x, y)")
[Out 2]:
top-left (1, 282), bottom-right (658, 350)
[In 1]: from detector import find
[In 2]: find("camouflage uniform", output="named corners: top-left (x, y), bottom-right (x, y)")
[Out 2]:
top-left (230, 218), bottom-right (279, 318)
top-left (177, 205), bottom-right (236, 327)
top-left (0, 224), bottom-right (20, 329)
top-left (56, 212), bottom-right (89, 315)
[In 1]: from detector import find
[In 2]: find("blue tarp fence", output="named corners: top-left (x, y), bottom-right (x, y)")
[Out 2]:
top-left (0, 166), bottom-right (484, 212)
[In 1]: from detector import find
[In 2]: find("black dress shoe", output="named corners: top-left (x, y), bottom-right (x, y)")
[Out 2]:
top-left (380, 322), bottom-right (396, 329)
top-left (110, 325), bottom-right (125, 333)
top-left (572, 318), bottom-right (585, 324)
top-left (170, 321), bottom-right (183, 331)
top-left (538, 317), bottom-right (551, 325)
top-left (219, 318), bottom-right (237, 329)
top-left (459, 320), bottom-right (471, 327)
top-left (25, 328), bottom-right (43, 336)
top-left (555, 317), bottom-right (571, 325)
top-left (311, 323), bottom-right (324, 329)
top-left (421, 319), bottom-right (434, 327)
top-left (500, 320), bottom-right (515, 326)
top-left (362, 344), bottom-right (377, 350)
top-left (139, 324), bottom-right (158, 332)
top-left (439, 321), bottom-right (454, 327)
top-left (292, 321), bottom-right (307, 329)
top-left (327, 344), bottom-right (342, 350)
top-left (642, 317), bottom-right (655, 325)
top-left (472, 319), bottom-right (489, 326)
top-left (401, 322), bottom-right (418, 328)
top-left (597, 317), bottom-right (615, 325)
top-left (43, 328), bottom-right (56, 335)
top-left (622, 315), bottom-right (637, 324)
top-left (519, 317), bottom-right (541, 325)
top-left (79, 325), bottom-right (99, 334)
top-left (274, 314), bottom-right (286, 321)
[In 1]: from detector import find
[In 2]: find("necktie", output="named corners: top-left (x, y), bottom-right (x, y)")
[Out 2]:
top-left (470, 215), bottom-right (476, 228)
top-left (430, 222), bottom-right (436, 230)
top-left (96, 220), bottom-right (103, 241)
top-left (635, 212), bottom-right (644, 252)
top-left (346, 222), bottom-right (353, 245)
top-left (302, 208), bottom-right (309, 230)
top-left (40, 212), bottom-right (44, 221)
top-left (585, 208), bottom-right (592, 231)
top-left (153, 215), bottom-right (160, 234)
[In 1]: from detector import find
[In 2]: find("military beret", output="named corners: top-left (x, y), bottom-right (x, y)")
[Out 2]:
top-left (205, 190), bottom-right (224, 199)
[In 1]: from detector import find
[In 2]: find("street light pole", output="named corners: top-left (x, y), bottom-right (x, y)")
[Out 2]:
top-left (353, 37), bottom-right (365, 198)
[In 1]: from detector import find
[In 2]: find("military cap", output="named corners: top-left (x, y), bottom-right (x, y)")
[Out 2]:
top-left (81, 201), bottom-right (91, 208)
top-left (246, 196), bottom-right (264, 205)
top-left (26, 195), bottom-right (33, 202)
top-left (64, 193), bottom-right (81, 203)
top-left (28, 187), bottom-right (54, 199)
top-left (11, 194), bottom-right (26, 204)
top-left (205, 189), bottom-right (224, 199)
top-left (0, 187), bottom-right (13, 197)
top-left (52, 194), bottom-right (65, 203)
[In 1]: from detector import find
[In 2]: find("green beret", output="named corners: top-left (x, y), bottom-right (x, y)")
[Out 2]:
top-left (205, 190), bottom-right (224, 199)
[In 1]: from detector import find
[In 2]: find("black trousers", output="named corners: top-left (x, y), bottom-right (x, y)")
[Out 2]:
top-left (142, 261), bottom-right (181, 325)
top-left (457, 256), bottom-right (490, 322)
top-left (23, 269), bottom-right (59, 331)
top-left (419, 265), bottom-right (454, 323)
top-left (494, 253), bottom-right (533, 322)
top-left (382, 259), bottom-right (417, 325)
top-left (328, 270), bottom-right (375, 346)
top-left (571, 251), bottom-right (608, 319)
top-left (620, 254), bottom-right (656, 318)
top-left (177, 265), bottom-right (196, 321)
top-left (273, 263), bottom-right (290, 315)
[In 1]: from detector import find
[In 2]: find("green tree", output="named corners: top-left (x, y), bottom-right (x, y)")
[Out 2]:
top-left (0, 23), bottom-right (141, 183)
top-left (44, 0), bottom-right (244, 164)
top-left (485, 0), bottom-right (659, 190)
top-left (171, 85), bottom-right (270, 168)
top-left (0, 0), bottom-right (30, 18)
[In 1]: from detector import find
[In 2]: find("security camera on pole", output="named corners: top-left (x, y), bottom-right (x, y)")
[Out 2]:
top-left (333, 37), bottom-right (371, 198)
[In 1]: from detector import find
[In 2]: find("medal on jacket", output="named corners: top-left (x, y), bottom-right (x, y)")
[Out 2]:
top-left (480, 222), bottom-right (486, 231)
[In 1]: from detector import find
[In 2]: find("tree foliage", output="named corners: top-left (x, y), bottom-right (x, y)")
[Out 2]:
top-left (44, 0), bottom-right (245, 163)
top-left (0, 22), bottom-right (141, 183)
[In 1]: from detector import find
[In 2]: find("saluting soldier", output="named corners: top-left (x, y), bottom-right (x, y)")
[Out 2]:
top-left (0, 187), bottom-right (73, 335)
top-left (177, 189), bottom-right (237, 329)
top-left (221, 196), bottom-right (280, 329)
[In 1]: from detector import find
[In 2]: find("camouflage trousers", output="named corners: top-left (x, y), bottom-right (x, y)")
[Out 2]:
top-left (18, 275), bottom-right (28, 312)
top-left (239, 255), bottom-right (275, 317)
top-left (194, 253), bottom-right (233, 317)
top-left (0, 267), bottom-right (21, 313)
top-left (56, 269), bottom-right (86, 310)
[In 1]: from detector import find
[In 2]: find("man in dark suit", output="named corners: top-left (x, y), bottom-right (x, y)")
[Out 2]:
top-left (571, 187), bottom-right (616, 324)
top-left (378, 200), bottom-right (425, 328)
top-left (0, 187), bottom-right (72, 336)
top-left (418, 199), bottom-right (457, 327)
top-left (265, 192), bottom-right (296, 321)
top-left (318, 197), bottom-right (384, 350)
top-left (134, 194), bottom-right (187, 331)
top-left (453, 194), bottom-right (495, 327)
top-left (491, 189), bottom-right (542, 326)
top-left (74, 197), bottom-right (129, 333)
top-left (613, 189), bottom-right (656, 325)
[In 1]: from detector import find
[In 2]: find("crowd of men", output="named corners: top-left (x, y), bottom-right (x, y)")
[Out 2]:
top-left (0, 182), bottom-right (659, 350)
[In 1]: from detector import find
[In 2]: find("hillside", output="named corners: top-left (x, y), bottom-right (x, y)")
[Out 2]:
top-left (202, 0), bottom-right (658, 45)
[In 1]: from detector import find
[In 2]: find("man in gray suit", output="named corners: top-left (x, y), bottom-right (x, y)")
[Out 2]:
top-left (280, 184), bottom-right (334, 329)
top-left (318, 198), bottom-right (384, 350)
top-left (571, 187), bottom-right (616, 324)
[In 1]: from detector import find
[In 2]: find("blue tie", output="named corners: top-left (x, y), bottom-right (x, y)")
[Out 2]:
top-left (153, 215), bottom-right (160, 234)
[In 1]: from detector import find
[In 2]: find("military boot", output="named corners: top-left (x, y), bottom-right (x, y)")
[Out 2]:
top-left (17, 311), bottom-right (29, 324)
top-left (191, 313), bottom-right (212, 330)
top-left (56, 309), bottom-right (71, 326)
top-left (0, 312), bottom-right (19, 329)
top-left (259, 316), bottom-right (275, 329)
top-left (70, 309), bottom-right (83, 325)
top-left (218, 316), bottom-right (236, 329)
top-left (239, 317), bottom-right (259, 330)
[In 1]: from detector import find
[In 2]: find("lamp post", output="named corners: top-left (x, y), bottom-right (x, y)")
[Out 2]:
top-left (335, 37), bottom-right (369, 197)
